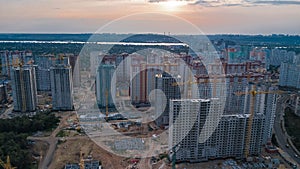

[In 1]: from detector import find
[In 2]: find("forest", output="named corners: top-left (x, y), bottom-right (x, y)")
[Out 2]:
top-left (0, 112), bottom-right (59, 169)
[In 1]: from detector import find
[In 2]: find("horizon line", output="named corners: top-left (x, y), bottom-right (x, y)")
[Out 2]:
top-left (0, 32), bottom-right (299, 36)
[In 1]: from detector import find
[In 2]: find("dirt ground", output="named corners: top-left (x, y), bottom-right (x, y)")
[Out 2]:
top-left (31, 140), bottom-right (49, 164)
top-left (177, 160), bottom-right (225, 169)
top-left (49, 136), bottom-right (129, 169)
top-left (34, 111), bottom-right (170, 169)
top-left (48, 111), bottom-right (128, 169)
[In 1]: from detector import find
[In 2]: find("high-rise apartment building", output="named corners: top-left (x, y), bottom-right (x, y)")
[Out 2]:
top-left (34, 55), bottom-right (55, 91)
top-left (35, 67), bottom-right (51, 91)
top-left (50, 64), bottom-right (74, 111)
top-left (11, 65), bottom-right (37, 112)
top-left (130, 52), bottom-right (181, 105)
top-left (262, 85), bottom-right (278, 143)
top-left (226, 45), bottom-right (250, 63)
top-left (279, 62), bottom-right (300, 89)
top-left (69, 55), bottom-right (81, 88)
top-left (267, 49), bottom-right (295, 67)
top-left (1, 50), bottom-right (33, 78)
top-left (131, 64), bottom-right (162, 105)
top-left (96, 63), bottom-right (116, 108)
top-left (249, 47), bottom-right (267, 63)
top-left (169, 99), bottom-right (265, 162)
top-left (289, 94), bottom-right (300, 117)
top-left (90, 52), bottom-right (103, 77)
top-left (195, 74), bottom-right (265, 115)
top-left (155, 72), bottom-right (181, 126)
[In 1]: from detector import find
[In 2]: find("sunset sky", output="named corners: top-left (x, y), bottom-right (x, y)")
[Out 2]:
top-left (0, 0), bottom-right (300, 34)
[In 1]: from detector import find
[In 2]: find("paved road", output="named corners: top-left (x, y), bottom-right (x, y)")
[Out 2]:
top-left (274, 95), bottom-right (300, 165)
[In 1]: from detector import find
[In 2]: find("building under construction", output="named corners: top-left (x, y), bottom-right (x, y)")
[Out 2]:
top-left (64, 160), bottom-right (101, 169)
top-left (169, 98), bottom-right (265, 162)
top-left (64, 152), bottom-right (101, 169)
top-left (50, 63), bottom-right (74, 111)
top-left (96, 63), bottom-right (116, 110)
top-left (11, 64), bottom-right (37, 112)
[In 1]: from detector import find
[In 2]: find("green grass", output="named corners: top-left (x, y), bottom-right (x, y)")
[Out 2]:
top-left (56, 130), bottom-right (68, 137)
top-left (284, 107), bottom-right (300, 150)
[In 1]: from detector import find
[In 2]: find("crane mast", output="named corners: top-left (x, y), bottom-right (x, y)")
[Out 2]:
top-left (105, 89), bottom-right (109, 121)
top-left (235, 85), bottom-right (284, 158)
top-left (0, 156), bottom-right (16, 169)
top-left (244, 85), bottom-right (256, 158)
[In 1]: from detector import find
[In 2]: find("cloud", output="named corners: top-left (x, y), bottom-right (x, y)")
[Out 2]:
top-left (147, 0), bottom-right (247, 7)
top-left (192, 0), bottom-right (244, 7)
top-left (251, 0), bottom-right (300, 5)
top-left (148, 0), bottom-right (196, 3)
top-left (148, 0), bottom-right (300, 7)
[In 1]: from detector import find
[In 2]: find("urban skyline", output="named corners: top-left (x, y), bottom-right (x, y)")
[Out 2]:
top-left (0, 34), bottom-right (300, 168)
top-left (0, 0), bottom-right (300, 166)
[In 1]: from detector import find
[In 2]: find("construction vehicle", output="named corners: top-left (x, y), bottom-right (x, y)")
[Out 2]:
top-left (235, 84), bottom-right (285, 159)
top-left (0, 156), bottom-right (16, 169)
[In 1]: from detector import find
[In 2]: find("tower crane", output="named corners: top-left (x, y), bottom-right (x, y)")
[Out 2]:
top-left (79, 151), bottom-right (84, 169)
top-left (0, 156), bottom-right (16, 169)
top-left (172, 75), bottom-right (225, 98)
top-left (58, 54), bottom-right (66, 62)
top-left (0, 57), bottom-right (23, 78)
top-left (105, 89), bottom-right (109, 121)
top-left (17, 58), bottom-right (27, 112)
top-left (50, 54), bottom-right (67, 64)
top-left (235, 85), bottom-right (285, 159)
top-left (133, 62), bottom-right (178, 73)
top-left (8, 58), bottom-right (27, 112)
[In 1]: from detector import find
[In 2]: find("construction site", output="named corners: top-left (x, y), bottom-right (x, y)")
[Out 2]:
top-left (0, 47), bottom-right (299, 169)
top-left (26, 109), bottom-right (170, 169)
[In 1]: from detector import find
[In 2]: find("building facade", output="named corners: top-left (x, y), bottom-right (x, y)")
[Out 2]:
top-left (96, 63), bottom-right (116, 108)
top-left (11, 65), bottom-right (37, 112)
top-left (155, 73), bottom-right (181, 126)
top-left (267, 49), bottom-right (295, 67)
top-left (1, 50), bottom-right (33, 78)
top-left (50, 64), bottom-right (74, 111)
top-left (289, 94), bottom-right (300, 117)
top-left (279, 62), bottom-right (300, 89)
top-left (169, 99), bottom-right (265, 162)
top-left (34, 55), bottom-right (55, 91)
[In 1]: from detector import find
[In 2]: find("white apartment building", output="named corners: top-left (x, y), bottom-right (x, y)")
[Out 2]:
top-left (169, 98), bottom-right (265, 162)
